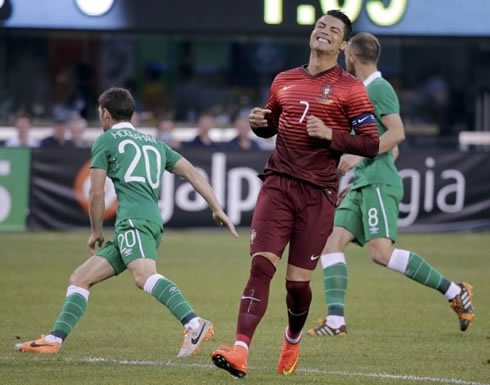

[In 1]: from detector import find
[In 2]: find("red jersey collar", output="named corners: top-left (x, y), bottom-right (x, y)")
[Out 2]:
top-left (301, 64), bottom-right (340, 78)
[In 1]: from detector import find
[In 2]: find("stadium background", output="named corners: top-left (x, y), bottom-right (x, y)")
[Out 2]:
top-left (1, 0), bottom-right (489, 231)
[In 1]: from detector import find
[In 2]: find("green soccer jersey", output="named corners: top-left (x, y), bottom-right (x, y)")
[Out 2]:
top-left (352, 72), bottom-right (403, 190)
top-left (90, 122), bottom-right (181, 227)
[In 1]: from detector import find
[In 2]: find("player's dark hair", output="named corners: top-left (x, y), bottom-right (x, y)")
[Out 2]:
top-left (350, 32), bottom-right (381, 64)
top-left (98, 87), bottom-right (135, 121)
top-left (326, 9), bottom-right (352, 41)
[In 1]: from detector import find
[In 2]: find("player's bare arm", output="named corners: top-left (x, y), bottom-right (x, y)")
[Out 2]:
top-left (392, 144), bottom-right (400, 161)
top-left (337, 114), bottom-right (403, 175)
top-left (337, 154), bottom-right (364, 176)
top-left (249, 108), bottom-right (272, 129)
top-left (306, 115), bottom-right (333, 140)
top-left (88, 168), bottom-right (107, 254)
top-left (378, 113), bottom-right (405, 154)
top-left (172, 158), bottom-right (239, 238)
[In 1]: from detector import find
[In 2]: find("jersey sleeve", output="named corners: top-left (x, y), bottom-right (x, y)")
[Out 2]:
top-left (255, 74), bottom-right (281, 138)
top-left (90, 134), bottom-right (110, 170)
top-left (371, 81), bottom-right (400, 117)
top-left (330, 81), bottom-right (379, 158)
top-left (163, 143), bottom-right (182, 171)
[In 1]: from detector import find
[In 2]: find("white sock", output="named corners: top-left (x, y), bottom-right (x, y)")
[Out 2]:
top-left (321, 252), bottom-right (346, 269)
top-left (326, 315), bottom-right (345, 328)
top-left (444, 282), bottom-right (461, 300)
top-left (45, 334), bottom-right (63, 344)
top-left (285, 327), bottom-right (302, 344)
top-left (184, 316), bottom-right (200, 330)
top-left (387, 249), bottom-right (410, 274)
top-left (143, 274), bottom-right (165, 295)
top-left (66, 285), bottom-right (90, 301)
top-left (234, 341), bottom-right (249, 351)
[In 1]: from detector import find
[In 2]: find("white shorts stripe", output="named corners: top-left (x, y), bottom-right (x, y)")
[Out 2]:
top-left (128, 219), bottom-right (145, 258)
top-left (376, 187), bottom-right (390, 238)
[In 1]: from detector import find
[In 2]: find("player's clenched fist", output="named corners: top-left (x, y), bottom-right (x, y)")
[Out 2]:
top-left (306, 115), bottom-right (333, 140)
top-left (249, 108), bottom-right (272, 128)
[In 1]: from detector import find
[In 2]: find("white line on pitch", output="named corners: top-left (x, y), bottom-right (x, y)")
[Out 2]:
top-left (1, 355), bottom-right (488, 385)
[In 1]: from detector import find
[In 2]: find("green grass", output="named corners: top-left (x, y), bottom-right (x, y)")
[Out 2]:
top-left (0, 231), bottom-right (489, 385)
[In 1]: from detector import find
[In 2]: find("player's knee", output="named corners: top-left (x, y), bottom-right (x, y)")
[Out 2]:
top-left (131, 274), bottom-right (147, 290)
top-left (69, 270), bottom-right (91, 289)
top-left (285, 280), bottom-right (310, 298)
top-left (250, 255), bottom-right (277, 281)
top-left (323, 231), bottom-right (348, 254)
top-left (368, 247), bottom-right (391, 266)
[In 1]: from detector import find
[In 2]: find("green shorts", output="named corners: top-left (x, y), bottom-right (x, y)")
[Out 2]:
top-left (96, 218), bottom-right (163, 275)
top-left (334, 184), bottom-right (403, 247)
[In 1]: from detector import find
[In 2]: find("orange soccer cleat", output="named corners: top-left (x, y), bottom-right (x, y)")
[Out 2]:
top-left (277, 335), bottom-right (300, 376)
top-left (449, 282), bottom-right (475, 332)
top-left (211, 344), bottom-right (248, 378)
top-left (15, 335), bottom-right (61, 354)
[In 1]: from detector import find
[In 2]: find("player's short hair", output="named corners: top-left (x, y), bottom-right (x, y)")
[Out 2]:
top-left (350, 32), bottom-right (381, 64)
top-left (326, 9), bottom-right (352, 41)
top-left (98, 87), bottom-right (135, 121)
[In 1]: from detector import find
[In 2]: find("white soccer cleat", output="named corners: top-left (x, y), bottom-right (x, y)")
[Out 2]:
top-left (177, 318), bottom-right (214, 357)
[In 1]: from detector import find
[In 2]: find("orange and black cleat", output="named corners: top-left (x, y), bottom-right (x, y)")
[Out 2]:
top-left (449, 282), bottom-right (475, 332)
top-left (211, 345), bottom-right (248, 378)
top-left (308, 318), bottom-right (347, 336)
top-left (15, 335), bottom-right (61, 354)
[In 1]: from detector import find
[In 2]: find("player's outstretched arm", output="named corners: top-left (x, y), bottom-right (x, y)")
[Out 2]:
top-left (378, 113), bottom-right (405, 155)
top-left (171, 158), bottom-right (239, 238)
top-left (88, 168), bottom-right (107, 254)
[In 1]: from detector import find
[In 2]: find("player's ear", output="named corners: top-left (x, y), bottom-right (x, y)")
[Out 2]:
top-left (101, 107), bottom-right (111, 122)
top-left (339, 40), bottom-right (348, 52)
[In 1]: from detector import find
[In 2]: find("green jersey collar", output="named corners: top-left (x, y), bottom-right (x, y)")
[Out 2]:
top-left (112, 122), bottom-right (135, 130)
top-left (363, 71), bottom-right (382, 87)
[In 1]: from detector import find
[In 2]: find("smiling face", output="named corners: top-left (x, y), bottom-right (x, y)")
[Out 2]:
top-left (310, 15), bottom-right (348, 55)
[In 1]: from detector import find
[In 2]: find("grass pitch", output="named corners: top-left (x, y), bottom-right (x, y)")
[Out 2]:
top-left (0, 231), bottom-right (489, 385)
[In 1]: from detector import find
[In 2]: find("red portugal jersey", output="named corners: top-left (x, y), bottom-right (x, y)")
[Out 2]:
top-left (260, 64), bottom-right (379, 192)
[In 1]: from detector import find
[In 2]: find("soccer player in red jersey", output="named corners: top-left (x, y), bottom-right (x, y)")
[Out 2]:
top-left (212, 10), bottom-right (379, 378)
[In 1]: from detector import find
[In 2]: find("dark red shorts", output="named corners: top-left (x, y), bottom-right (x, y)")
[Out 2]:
top-left (250, 174), bottom-right (335, 270)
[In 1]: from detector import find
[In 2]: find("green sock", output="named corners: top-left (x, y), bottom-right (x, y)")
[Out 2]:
top-left (150, 277), bottom-right (196, 325)
top-left (51, 289), bottom-right (88, 340)
top-left (322, 255), bottom-right (348, 317)
top-left (405, 252), bottom-right (451, 294)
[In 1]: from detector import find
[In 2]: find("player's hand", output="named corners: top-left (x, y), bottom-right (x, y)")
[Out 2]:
top-left (306, 115), bottom-right (332, 140)
top-left (249, 108), bottom-right (272, 129)
top-left (88, 232), bottom-right (104, 255)
top-left (213, 210), bottom-right (239, 238)
top-left (337, 155), bottom-right (364, 176)
top-left (336, 184), bottom-right (352, 206)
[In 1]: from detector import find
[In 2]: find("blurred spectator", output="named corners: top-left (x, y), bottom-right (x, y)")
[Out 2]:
top-left (182, 112), bottom-right (219, 148)
top-left (156, 117), bottom-right (180, 148)
top-left (40, 113), bottom-right (73, 147)
top-left (174, 64), bottom-right (203, 121)
top-left (68, 62), bottom-right (97, 120)
top-left (5, 114), bottom-right (39, 148)
top-left (225, 115), bottom-right (260, 150)
top-left (141, 66), bottom-right (168, 119)
top-left (69, 115), bottom-right (90, 148)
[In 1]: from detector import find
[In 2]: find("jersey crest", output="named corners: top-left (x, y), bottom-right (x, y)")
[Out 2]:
top-left (317, 85), bottom-right (334, 105)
